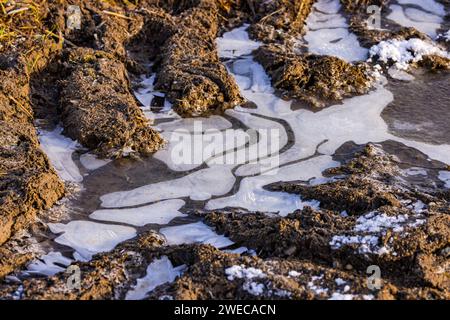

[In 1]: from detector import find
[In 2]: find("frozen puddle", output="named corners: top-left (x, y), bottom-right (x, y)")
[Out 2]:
top-left (303, 0), bottom-right (368, 62)
top-left (35, 24), bottom-right (450, 291)
top-left (388, 0), bottom-right (446, 38)
top-left (126, 256), bottom-right (185, 300)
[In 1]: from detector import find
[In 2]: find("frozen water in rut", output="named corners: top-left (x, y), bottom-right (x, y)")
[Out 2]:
top-left (32, 18), bottom-right (450, 297)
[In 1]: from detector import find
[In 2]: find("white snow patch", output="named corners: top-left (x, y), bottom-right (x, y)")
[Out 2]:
top-left (225, 265), bottom-right (266, 281)
top-left (330, 211), bottom-right (426, 254)
top-left (225, 265), bottom-right (267, 296)
top-left (370, 38), bottom-right (450, 70)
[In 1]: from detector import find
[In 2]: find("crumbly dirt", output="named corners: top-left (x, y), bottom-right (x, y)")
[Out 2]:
top-left (254, 44), bottom-right (372, 107)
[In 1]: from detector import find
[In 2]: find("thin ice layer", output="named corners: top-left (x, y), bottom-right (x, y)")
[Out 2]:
top-left (387, 2), bottom-right (444, 38)
top-left (125, 256), bottom-right (185, 300)
top-left (160, 221), bottom-right (234, 248)
top-left (79, 153), bottom-right (111, 171)
top-left (206, 156), bottom-right (338, 216)
top-left (304, 0), bottom-right (368, 62)
top-left (90, 199), bottom-right (186, 226)
top-left (26, 251), bottom-right (73, 276)
top-left (100, 165), bottom-right (235, 208)
top-left (48, 221), bottom-right (137, 260)
top-left (216, 24), bottom-right (261, 58)
top-left (38, 126), bottom-right (82, 183)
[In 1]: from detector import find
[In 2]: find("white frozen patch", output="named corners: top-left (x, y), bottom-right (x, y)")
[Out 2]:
top-left (304, 0), bottom-right (368, 62)
top-left (27, 251), bottom-right (73, 276)
top-left (38, 127), bottom-right (82, 183)
top-left (329, 292), bottom-right (354, 300)
top-left (48, 221), bottom-right (136, 260)
top-left (396, 0), bottom-right (445, 18)
top-left (160, 222), bottom-right (233, 248)
top-left (387, 3), bottom-right (443, 38)
top-left (155, 128), bottom-right (248, 172)
top-left (411, 200), bottom-right (426, 213)
top-left (308, 275), bottom-right (329, 296)
top-left (79, 153), bottom-right (111, 171)
top-left (370, 38), bottom-right (450, 70)
top-left (156, 116), bottom-right (232, 133)
top-left (330, 211), bottom-right (426, 254)
top-left (438, 171), bottom-right (450, 188)
top-left (90, 199), bottom-right (186, 226)
top-left (206, 156), bottom-right (337, 216)
top-left (388, 66), bottom-right (415, 81)
top-left (403, 167), bottom-right (427, 176)
top-left (216, 24), bottom-right (261, 58)
top-left (100, 165), bottom-right (235, 208)
top-left (134, 74), bottom-right (179, 121)
top-left (225, 265), bottom-right (266, 281)
top-left (125, 256), bottom-right (185, 300)
top-left (243, 282), bottom-right (266, 296)
top-left (225, 247), bottom-right (249, 255)
top-left (225, 265), bottom-right (267, 296)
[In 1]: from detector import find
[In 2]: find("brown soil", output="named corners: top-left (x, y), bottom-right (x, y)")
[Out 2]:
top-left (254, 44), bottom-right (372, 107)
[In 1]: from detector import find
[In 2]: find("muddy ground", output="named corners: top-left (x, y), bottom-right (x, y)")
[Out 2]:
top-left (0, 0), bottom-right (449, 299)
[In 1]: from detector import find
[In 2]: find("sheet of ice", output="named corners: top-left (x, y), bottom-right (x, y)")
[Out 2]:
top-left (100, 165), bottom-right (235, 208)
top-left (125, 256), bottom-right (185, 300)
top-left (387, 3), bottom-right (443, 38)
top-left (304, 0), bottom-right (368, 62)
top-left (154, 128), bottom-right (248, 171)
top-left (27, 251), bottom-right (73, 276)
top-left (160, 221), bottom-right (233, 248)
top-left (90, 199), bottom-right (186, 226)
top-left (48, 221), bottom-right (136, 260)
top-left (216, 24), bottom-right (261, 58)
top-left (79, 153), bottom-right (111, 171)
top-left (438, 171), bottom-right (450, 188)
top-left (38, 127), bottom-right (83, 183)
top-left (206, 156), bottom-right (338, 216)
top-left (156, 115), bottom-right (232, 132)
top-left (396, 0), bottom-right (445, 17)
top-left (388, 66), bottom-right (415, 81)
top-left (403, 167), bottom-right (427, 176)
